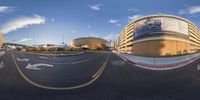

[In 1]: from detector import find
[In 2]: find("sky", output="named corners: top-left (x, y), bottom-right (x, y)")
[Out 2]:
top-left (0, 0), bottom-right (200, 45)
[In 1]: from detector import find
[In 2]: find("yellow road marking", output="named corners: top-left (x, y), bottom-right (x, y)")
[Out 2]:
top-left (11, 52), bottom-right (110, 90)
top-left (92, 53), bottom-right (110, 78)
top-left (92, 63), bottom-right (105, 78)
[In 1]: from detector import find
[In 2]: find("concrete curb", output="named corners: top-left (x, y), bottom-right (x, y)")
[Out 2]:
top-left (115, 52), bottom-right (200, 71)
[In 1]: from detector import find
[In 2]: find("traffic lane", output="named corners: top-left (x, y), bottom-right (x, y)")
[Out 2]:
top-left (87, 53), bottom-right (200, 100)
top-left (0, 52), bottom-right (11, 88)
top-left (12, 52), bottom-right (109, 87)
top-left (14, 51), bottom-right (103, 63)
top-left (0, 51), bottom-right (7, 77)
top-left (0, 51), bottom-right (199, 100)
top-left (0, 52), bottom-right (34, 98)
top-left (0, 52), bottom-right (63, 100)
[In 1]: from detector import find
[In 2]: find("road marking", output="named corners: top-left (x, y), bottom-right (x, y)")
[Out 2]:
top-left (92, 63), bottom-right (105, 78)
top-left (0, 62), bottom-right (4, 68)
top-left (12, 52), bottom-right (110, 90)
top-left (26, 63), bottom-right (53, 70)
top-left (39, 56), bottom-right (48, 59)
top-left (92, 53), bottom-right (110, 78)
top-left (16, 58), bottom-right (29, 62)
top-left (18, 53), bottom-right (104, 65)
top-left (197, 64), bottom-right (200, 70)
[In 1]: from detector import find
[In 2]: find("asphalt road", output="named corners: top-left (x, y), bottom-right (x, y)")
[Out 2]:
top-left (0, 50), bottom-right (200, 100)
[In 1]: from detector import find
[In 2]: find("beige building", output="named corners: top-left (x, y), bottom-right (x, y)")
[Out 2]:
top-left (71, 37), bottom-right (108, 50)
top-left (0, 33), bottom-right (4, 48)
top-left (118, 14), bottom-right (200, 57)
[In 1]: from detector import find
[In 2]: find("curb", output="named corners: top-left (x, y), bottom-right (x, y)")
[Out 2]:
top-left (115, 53), bottom-right (200, 71)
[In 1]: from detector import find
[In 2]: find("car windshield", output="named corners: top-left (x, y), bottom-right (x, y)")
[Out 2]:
top-left (0, 0), bottom-right (200, 100)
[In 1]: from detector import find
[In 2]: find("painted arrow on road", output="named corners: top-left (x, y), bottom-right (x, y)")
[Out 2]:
top-left (26, 63), bottom-right (54, 70)
top-left (0, 62), bottom-right (4, 68)
top-left (17, 58), bottom-right (29, 62)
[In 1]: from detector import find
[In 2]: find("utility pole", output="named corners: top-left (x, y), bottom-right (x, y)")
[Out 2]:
top-left (34, 36), bottom-right (36, 46)
top-left (62, 36), bottom-right (65, 45)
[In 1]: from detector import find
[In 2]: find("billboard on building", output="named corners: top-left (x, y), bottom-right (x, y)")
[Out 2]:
top-left (134, 17), bottom-right (188, 39)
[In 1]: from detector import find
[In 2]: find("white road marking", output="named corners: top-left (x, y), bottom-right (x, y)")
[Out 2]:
top-left (39, 56), bottom-right (48, 59)
top-left (0, 62), bottom-right (4, 68)
top-left (17, 58), bottom-right (29, 62)
top-left (0, 51), bottom-right (5, 57)
top-left (197, 64), bottom-right (200, 70)
top-left (26, 63), bottom-right (54, 70)
top-left (12, 52), bottom-right (110, 90)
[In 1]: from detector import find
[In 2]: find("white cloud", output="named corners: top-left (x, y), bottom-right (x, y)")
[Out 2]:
top-left (0, 14), bottom-right (46, 34)
top-left (0, 6), bottom-right (14, 13)
top-left (12, 38), bottom-right (33, 43)
top-left (85, 33), bottom-right (100, 37)
top-left (88, 4), bottom-right (101, 11)
top-left (128, 8), bottom-right (139, 12)
top-left (178, 9), bottom-right (187, 15)
top-left (51, 18), bottom-right (55, 22)
top-left (104, 33), bottom-right (119, 41)
top-left (128, 15), bottom-right (142, 22)
top-left (179, 5), bottom-right (200, 14)
top-left (87, 25), bottom-right (92, 28)
top-left (117, 23), bottom-right (121, 27)
top-left (72, 30), bottom-right (76, 33)
top-left (188, 6), bottom-right (200, 14)
top-left (109, 19), bottom-right (119, 24)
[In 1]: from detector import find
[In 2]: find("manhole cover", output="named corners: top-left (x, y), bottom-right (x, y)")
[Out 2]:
top-left (111, 60), bottom-right (125, 66)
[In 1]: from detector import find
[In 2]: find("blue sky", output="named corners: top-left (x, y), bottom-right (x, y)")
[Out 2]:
top-left (0, 0), bottom-right (200, 45)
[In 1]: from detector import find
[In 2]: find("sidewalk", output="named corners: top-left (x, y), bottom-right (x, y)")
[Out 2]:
top-left (114, 52), bottom-right (200, 70)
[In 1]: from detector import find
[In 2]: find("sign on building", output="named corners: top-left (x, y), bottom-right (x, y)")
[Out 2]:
top-left (134, 17), bottom-right (188, 39)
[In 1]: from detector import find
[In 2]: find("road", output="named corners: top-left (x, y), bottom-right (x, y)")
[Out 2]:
top-left (0, 50), bottom-right (200, 100)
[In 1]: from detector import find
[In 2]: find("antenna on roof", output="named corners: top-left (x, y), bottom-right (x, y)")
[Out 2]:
top-left (62, 36), bottom-right (65, 45)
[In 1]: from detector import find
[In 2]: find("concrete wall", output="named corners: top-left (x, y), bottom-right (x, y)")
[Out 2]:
top-left (0, 34), bottom-right (4, 48)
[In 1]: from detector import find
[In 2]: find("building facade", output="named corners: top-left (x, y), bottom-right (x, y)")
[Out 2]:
top-left (71, 37), bottom-right (108, 50)
top-left (0, 33), bottom-right (4, 48)
top-left (118, 14), bottom-right (200, 57)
